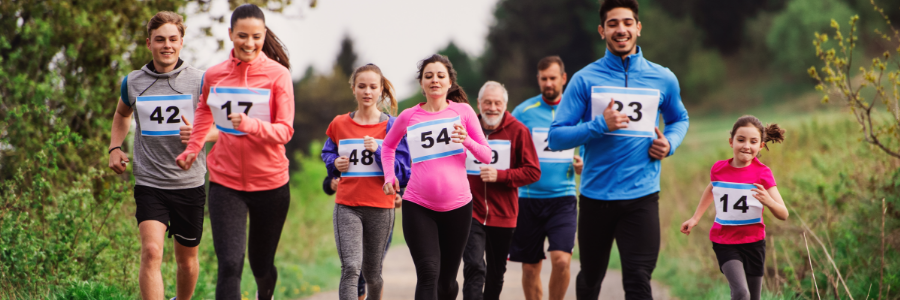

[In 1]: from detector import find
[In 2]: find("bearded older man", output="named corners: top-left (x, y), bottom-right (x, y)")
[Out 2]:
top-left (461, 81), bottom-right (542, 300)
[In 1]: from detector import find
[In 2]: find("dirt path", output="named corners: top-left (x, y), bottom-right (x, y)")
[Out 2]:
top-left (301, 244), bottom-right (671, 300)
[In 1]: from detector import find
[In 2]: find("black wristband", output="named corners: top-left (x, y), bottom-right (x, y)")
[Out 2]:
top-left (108, 146), bottom-right (122, 154)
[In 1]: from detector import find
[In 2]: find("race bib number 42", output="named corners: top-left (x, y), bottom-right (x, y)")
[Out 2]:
top-left (590, 86), bottom-right (660, 138)
top-left (135, 94), bottom-right (193, 136)
top-left (407, 116), bottom-right (465, 163)
top-left (338, 139), bottom-right (385, 177)
top-left (711, 181), bottom-right (764, 226)
top-left (532, 128), bottom-right (575, 163)
top-left (466, 140), bottom-right (511, 175)
top-left (206, 87), bottom-right (271, 136)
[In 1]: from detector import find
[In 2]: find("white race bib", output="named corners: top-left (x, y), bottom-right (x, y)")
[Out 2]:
top-left (590, 86), bottom-right (660, 138)
top-left (135, 94), bottom-right (193, 136)
top-left (338, 139), bottom-right (384, 177)
top-left (407, 116), bottom-right (465, 163)
top-left (206, 87), bottom-right (271, 136)
top-left (466, 140), bottom-right (511, 175)
top-left (711, 181), bottom-right (764, 226)
top-left (531, 128), bottom-right (575, 163)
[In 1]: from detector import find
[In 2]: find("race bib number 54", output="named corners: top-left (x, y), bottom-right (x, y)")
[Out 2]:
top-left (590, 86), bottom-right (660, 138)
top-left (711, 181), bottom-right (764, 226)
top-left (407, 116), bottom-right (465, 163)
top-left (206, 87), bottom-right (271, 136)
top-left (135, 94), bottom-right (193, 136)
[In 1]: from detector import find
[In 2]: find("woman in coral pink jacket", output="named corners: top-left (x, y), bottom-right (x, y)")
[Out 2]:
top-left (176, 4), bottom-right (293, 300)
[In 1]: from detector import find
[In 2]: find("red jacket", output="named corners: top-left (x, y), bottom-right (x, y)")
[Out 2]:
top-left (468, 111), bottom-right (541, 228)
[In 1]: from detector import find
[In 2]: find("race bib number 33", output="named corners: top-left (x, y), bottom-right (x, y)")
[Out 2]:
top-left (206, 87), bottom-right (271, 136)
top-left (135, 94), bottom-right (193, 136)
top-left (466, 140), bottom-right (510, 175)
top-left (590, 86), bottom-right (660, 138)
top-left (407, 116), bottom-right (465, 163)
top-left (711, 181), bottom-right (764, 226)
top-left (338, 139), bottom-right (384, 177)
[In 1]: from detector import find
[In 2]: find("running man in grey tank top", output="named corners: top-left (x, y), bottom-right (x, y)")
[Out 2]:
top-left (106, 11), bottom-right (218, 300)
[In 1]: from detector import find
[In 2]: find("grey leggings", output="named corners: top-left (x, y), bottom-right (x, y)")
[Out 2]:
top-left (334, 203), bottom-right (395, 300)
top-left (722, 260), bottom-right (762, 300)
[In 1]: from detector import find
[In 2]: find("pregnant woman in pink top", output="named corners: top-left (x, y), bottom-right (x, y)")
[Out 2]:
top-left (381, 54), bottom-right (492, 300)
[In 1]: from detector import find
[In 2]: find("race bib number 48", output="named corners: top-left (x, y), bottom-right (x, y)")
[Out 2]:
top-left (466, 140), bottom-right (511, 175)
top-left (590, 86), bottom-right (660, 138)
top-left (711, 181), bottom-right (764, 226)
top-left (135, 94), bottom-right (193, 136)
top-left (407, 116), bottom-right (465, 163)
top-left (338, 139), bottom-right (384, 177)
top-left (206, 87), bottom-right (271, 136)
top-left (532, 128), bottom-right (575, 163)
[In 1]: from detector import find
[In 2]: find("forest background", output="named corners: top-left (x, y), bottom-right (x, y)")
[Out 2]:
top-left (2, 0), bottom-right (899, 299)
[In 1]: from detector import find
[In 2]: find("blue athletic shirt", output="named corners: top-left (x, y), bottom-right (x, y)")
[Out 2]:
top-left (549, 46), bottom-right (690, 201)
top-left (512, 95), bottom-right (579, 199)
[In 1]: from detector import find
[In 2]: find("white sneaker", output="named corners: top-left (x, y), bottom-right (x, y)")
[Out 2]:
top-left (256, 291), bottom-right (274, 300)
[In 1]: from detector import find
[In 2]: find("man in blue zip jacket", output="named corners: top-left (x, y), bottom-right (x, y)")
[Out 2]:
top-left (548, 0), bottom-right (690, 299)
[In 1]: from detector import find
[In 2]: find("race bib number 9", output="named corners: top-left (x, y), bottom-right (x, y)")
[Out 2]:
top-left (590, 86), bottom-right (660, 138)
top-left (338, 139), bottom-right (384, 177)
top-left (407, 116), bottom-right (465, 163)
top-left (711, 181), bottom-right (764, 226)
top-left (532, 128), bottom-right (575, 163)
top-left (466, 140), bottom-right (510, 175)
top-left (135, 94), bottom-right (193, 136)
top-left (206, 87), bottom-right (271, 136)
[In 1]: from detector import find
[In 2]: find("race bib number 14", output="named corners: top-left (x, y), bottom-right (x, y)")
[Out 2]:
top-left (590, 86), bottom-right (660, 138)
top-left (206, 87), bottom-right (271, 136)
top-left (135, 94), bottom-right (193, 136)
top-left (711, 181), bottom-right (764, 226)
top-left (407, 116), bottom-right (465, 163)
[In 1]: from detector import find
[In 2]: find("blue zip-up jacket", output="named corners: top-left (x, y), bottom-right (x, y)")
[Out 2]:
top-left (321, 115), bottom-right (412, 188)
top-left (549, 47), bottom-right (690, 200)
top-left (512, 95), bottom-right (578, 199)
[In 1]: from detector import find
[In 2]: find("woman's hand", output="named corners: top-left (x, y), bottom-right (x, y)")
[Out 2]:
top-left (335, 157), bottom-right (350, 172)
top-left (176, 153), bottom-right (197, 170)
top-left (228, 113), bottom-right (243, 129)
top-left (451, 123), bottom-right (467, 144)
top-left (680, 217), bottom-right (699, 235)
top-left (382, 180), bottom-right (400, 195)
top-left (364, 135), bottom-right (378, 152)
top-left (394, 194), bottom-right (402, 208)
top-left (751, 184), bottom-right (773, 206)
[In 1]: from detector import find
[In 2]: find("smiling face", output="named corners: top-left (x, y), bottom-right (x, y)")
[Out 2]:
top-left (146, 23), bottom-right (183, 72)
top-left (599, 7), bottom-right (641, 58)
top-left (538, 63), bottom-right (567, 101)
top-left (419, 62), bottom-right (451, 100)
top-left (229, 17), bottom-right (266, 62)
top-left (729, 126), bottom-right (763, 166)
top-left (478, 87), bottom-right (507, 127)
top-left (353, 71), bottom-right (383, 110)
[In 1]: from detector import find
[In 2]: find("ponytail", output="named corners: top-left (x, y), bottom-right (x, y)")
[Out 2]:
top-left (263, 26), bottom-right (290, 70)
top-left (447, 83), bottom-right (469, 104)
top-left (416, 54), bottom-right (469, 104)
top-left (763, 124), bottom-right (785, 150)
top-left (350, 63), bottom-right (398, 116)
top-left (231, 4), bottom-right (290, 70)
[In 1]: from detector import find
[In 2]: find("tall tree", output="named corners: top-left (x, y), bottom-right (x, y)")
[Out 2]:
top-left (336, 35), bottom-right (358, 77)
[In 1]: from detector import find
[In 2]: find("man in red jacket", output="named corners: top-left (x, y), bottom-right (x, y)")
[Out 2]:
top-left (462, 81), bottom-right (542, 300)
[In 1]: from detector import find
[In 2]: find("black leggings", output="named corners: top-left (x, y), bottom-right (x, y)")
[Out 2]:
top-left (576, 192), bottom-right (660, 300)
top-left (403, 200), bottom-right (473, 300)
top-left (209, 182), bottom-right (290, 300)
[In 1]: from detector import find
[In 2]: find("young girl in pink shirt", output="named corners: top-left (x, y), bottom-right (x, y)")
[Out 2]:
top-left (381, 54), bottom-right (492, 300)
top-left (680, 115), bottom-right (789, 300)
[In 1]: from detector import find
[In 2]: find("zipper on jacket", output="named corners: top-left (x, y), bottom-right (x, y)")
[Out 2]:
top-left (623, 56), bottom-right (630, 87)
top-left (484, 131), bottom-right (490, 225)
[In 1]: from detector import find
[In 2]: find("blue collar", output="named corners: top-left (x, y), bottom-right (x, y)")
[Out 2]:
top-left (601, 46), bottom-right (643, 73)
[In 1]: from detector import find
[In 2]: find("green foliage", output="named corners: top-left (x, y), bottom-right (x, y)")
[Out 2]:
top-left (809, 1), bottom-right (900, 159)
top-left (768, 0), bottom-right (855, 76)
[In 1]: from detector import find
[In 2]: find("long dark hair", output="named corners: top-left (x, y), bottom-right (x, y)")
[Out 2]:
top-left (416, 54), bottom-right (468, 103)
top-left (230, 4), bottom-right (290, 70)
top-left (730, 115), bottom-right (786, 154)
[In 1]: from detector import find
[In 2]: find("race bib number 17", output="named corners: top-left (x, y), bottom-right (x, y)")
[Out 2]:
top-left (135, 94), bottom-right (193, 136)
top-left (407, 116), bottom-right (465, 163)
top-left (206, 87), bottom-right (271, 136)
top-left (711, 181), bottom-right (764, 226)
top-left (590, 86), bottom-right (660, 138)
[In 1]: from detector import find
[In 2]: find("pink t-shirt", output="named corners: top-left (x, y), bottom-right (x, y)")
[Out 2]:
top-left (381, 101), bottom-right (493, 212)
top-left (708, 157), bottom-right (777, 244)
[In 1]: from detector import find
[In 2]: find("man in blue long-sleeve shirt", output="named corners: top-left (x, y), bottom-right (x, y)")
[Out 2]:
top-left (548, 0), bottom-right (689, 299)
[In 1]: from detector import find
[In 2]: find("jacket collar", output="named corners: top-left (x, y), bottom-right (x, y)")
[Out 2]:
top-left (141, 58), bottom-right (188, 78)
top-left (600, 46), bottom-right (643, 73)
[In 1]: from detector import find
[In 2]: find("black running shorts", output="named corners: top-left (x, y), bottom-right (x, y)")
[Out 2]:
top-left (134, 185), bottom-right (206, 247)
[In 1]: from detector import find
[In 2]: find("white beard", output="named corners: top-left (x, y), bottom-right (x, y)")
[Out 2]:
top-left (483, 114), bottom-right (502, 126)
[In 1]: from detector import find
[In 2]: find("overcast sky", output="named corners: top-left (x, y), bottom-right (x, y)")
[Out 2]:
top-left (181, 0), bottom-right (500, 98)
